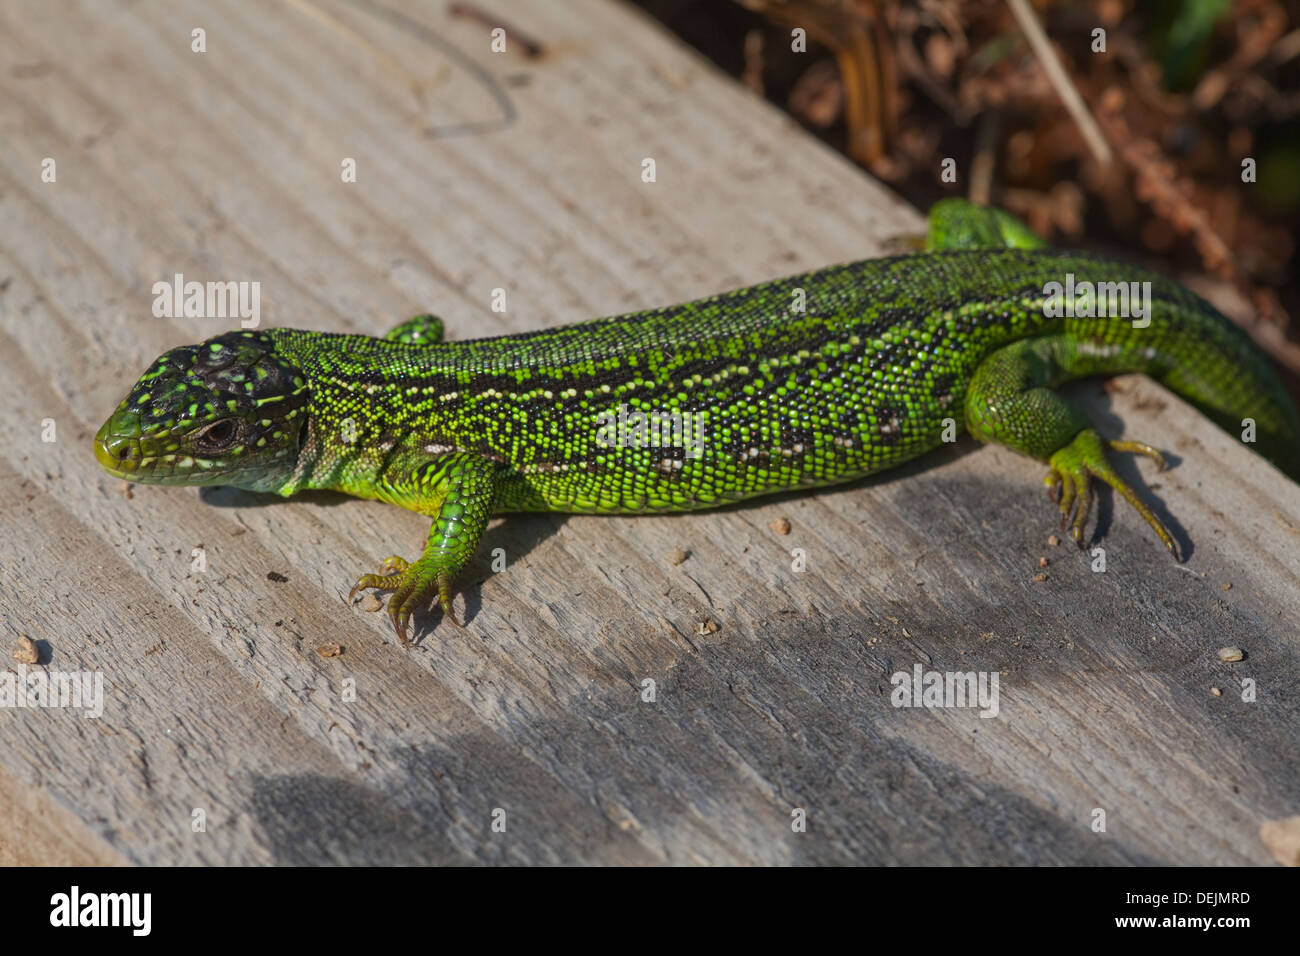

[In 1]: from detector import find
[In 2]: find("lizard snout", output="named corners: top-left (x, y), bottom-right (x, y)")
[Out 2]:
top-left (94, 409), bottom-right (142, 475)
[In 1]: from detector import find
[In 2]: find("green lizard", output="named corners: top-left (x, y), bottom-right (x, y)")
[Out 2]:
top-left (94, 200), bottom-right (1300, 642)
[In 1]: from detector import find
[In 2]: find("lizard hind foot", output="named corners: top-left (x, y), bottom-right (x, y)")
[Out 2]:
top-left (1044, 429), bottom-right (1178, 560)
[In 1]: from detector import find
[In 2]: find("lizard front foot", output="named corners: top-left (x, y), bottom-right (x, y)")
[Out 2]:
top-left (348, 554), bottom-right (463, 644)
top-left (1043, 428), bottom-right (1177, 558)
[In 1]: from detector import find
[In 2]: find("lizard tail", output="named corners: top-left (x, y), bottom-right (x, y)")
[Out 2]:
top-left (1147, 302), bottom-right (1300, 481)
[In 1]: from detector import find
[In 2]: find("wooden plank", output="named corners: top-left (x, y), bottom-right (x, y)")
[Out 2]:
top-left (0, 0), bottom-right (1297, 865)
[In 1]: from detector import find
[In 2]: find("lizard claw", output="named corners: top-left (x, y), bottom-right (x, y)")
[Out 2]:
top-left (1043, 429), bottom-right (1178, 559)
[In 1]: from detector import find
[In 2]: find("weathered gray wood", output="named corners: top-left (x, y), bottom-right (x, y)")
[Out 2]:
top-left (1, 0), bottom-right (1297, 865)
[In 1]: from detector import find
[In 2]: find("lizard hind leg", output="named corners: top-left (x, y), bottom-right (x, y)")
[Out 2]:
top-left (926, 198), bottom-right (1047, 252)
top-left (885, 199), bottom-right (1046, 256)
top-left (966, 336), bottom-right (1178, 559)
top-left (384, 314), bottom-right (446, 346)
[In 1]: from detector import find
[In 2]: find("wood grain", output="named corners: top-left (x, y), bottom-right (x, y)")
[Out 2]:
top-left (0, 0), bottom-right (1297, 865)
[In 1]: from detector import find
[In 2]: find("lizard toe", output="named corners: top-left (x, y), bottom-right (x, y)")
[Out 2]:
top-left (348, 568), bottom-right (405, 603)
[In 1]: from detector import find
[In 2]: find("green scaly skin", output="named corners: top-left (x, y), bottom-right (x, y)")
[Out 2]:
top-left (94, 200), bottom-right (1300, 643)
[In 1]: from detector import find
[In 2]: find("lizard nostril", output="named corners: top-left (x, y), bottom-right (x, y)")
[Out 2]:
top-left (106, 435), bottom-right (139, 460)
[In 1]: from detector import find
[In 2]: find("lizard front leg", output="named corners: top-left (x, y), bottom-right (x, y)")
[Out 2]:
top-left (348, 452), bottom-right (499, 643)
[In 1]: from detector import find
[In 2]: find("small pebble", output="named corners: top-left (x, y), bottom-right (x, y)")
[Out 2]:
top-left (11, 636), bottom-right (39, 664)
top-left (770, 517), bottom-right (791, 535)
top-left (359, 593), bottom-right (383, 612)
top-left (666, 547), bottom-right (688, 566)
top-left (695, 619), bottom-right (719, 635)
top-left (1210, 687), bottom-right (1222, 697)
top-left (1221, 582), bottom-right (1232, 591)
top-left (266, 571), bottom-right (289, 583)
top-left (1033, 573), bottom-right (1047, 582)
top-left (114, 481), bottom-right (134, 500)
top-left (1038, 557), bottom-right (1049, 568)
top-left (1217, 646), bottom-right (1244, 663)
top-left (1047, 534), bottom-right (1060, 547)
top-left (315, 644), bottom-right (344, 658)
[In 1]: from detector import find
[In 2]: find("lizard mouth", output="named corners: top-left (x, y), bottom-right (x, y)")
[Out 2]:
top-left (93, 410), bottom-right (213, 484)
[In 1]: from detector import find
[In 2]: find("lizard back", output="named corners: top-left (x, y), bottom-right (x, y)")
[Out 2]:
top-left (271, 248), bottom-right (1298, 512)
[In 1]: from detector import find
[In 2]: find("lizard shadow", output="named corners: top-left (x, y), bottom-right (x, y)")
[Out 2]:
top-left (200, 487), bottom-right (356, 509)
top-left (432, 447), bottom-right (990, 640)
top-left (199, 485), bottom-right (565, 644)
top-left (416, 512), bottom-right (570, 642)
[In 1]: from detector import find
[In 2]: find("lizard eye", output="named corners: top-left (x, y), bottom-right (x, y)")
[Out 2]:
top-left (193, 418), bottom-right (239, 451)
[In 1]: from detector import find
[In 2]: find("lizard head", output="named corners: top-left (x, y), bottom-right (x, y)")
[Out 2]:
top-left (94, 330), bottom-right (310, 493)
